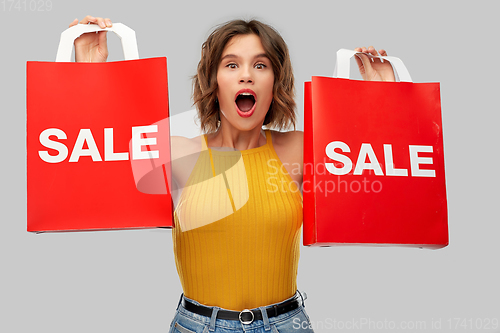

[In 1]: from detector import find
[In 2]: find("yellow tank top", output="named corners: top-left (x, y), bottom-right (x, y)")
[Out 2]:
top-left (172, 130), bottom-right (303, 311)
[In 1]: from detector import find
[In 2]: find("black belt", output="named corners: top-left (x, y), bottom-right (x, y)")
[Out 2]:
top-left (181, 294), bottom-right (303, 325)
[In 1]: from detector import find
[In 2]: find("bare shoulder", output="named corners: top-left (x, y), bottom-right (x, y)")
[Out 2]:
top-left (270, 129), bottom-right (303, 164)
top-left (171, 135), bottom-right (203, 160)
top-left (271, 130), bottom-right (303, 150)
top-left (270, 130), bottom-right (304, 183)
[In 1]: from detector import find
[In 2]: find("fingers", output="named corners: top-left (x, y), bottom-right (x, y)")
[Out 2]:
top-left (79, 15), bottom-right (96, 25)
top-left (355, 46), bottom-right (387, 56)
top-left (77, 15), bottom-right (113, 28)
top-left (367, 46), bottom-right (383, 64)
top-left (363, 46), bottom-right (380, 62)
top-left (104, 18), bottom-right (112, 28)
top-left (71, 15), bottom-right (112, 62)
top-left (355, 46), bottom-right (388, 64)
top-left (354, 47), bottom-right (376, 62)
top-left (69, 18), bottom-right (78, 28)
top-left (353, 45), bottom-right (394, 81)
top-left (353, 47), bottom-right (367, 74)
top-left (367, 46), bottom-right (379, 57)
top-left (98, 28), bottom-right (109, 50)
top-left (353, 47), bottom-right (364, 72)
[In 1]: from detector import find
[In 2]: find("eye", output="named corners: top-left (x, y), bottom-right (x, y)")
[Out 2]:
top-left (226, 63), bottom-right (238, 69)
top-left (255, 63), bottom-right (266, 69)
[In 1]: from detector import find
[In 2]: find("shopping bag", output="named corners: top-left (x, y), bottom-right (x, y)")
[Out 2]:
top-left (303, 49), bottom-right (448, 248)
top-left (27, 23), bottom-right (173, 232)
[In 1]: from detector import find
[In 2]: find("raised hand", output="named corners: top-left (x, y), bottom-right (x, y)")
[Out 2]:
top-left (69, 16), bottom-right (112, 62)
top-left (354, 46), bottom-right (395, 82)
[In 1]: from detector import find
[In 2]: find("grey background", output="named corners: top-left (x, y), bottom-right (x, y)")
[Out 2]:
top-left (1, 0), bottom-right (499, 332)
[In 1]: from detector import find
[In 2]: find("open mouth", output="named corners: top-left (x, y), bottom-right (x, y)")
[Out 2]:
top-left (235, 93), bottom-right (255, 112)
top-left (234, 90), bottom-right (256, 117)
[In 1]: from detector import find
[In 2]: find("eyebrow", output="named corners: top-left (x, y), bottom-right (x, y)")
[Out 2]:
top-left (220, 53), bottom-right (269, 61)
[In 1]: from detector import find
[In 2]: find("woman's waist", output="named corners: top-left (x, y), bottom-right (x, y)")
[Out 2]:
top-left (182, 288), bottom-right (300, 312)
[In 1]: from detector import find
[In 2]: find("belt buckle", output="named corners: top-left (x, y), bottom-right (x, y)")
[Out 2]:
top-left (238, 309), bottom-right (254, 324)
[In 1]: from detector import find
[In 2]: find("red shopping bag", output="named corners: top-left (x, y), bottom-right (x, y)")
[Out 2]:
top-left (303, 49), bottom-right (448, 248)
top-left (27, 23), bottom-right (173, 232)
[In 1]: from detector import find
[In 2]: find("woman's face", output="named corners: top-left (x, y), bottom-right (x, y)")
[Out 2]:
top-left (216, 34), bottom-right (274, 132)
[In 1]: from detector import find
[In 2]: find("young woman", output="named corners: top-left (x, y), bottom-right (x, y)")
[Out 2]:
top-left (69, 16), bottom-right (395, 333)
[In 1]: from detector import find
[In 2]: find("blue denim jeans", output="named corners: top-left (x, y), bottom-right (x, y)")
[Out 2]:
top-left (168, 291), bottom-right (314, 333)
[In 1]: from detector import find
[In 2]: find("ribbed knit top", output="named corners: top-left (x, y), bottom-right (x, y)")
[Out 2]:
top-left (172, 130), bottom-right (303, 311)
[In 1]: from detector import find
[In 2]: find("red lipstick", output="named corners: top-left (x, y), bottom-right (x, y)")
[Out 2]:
top-left (234, 89), bottom-right (257, 118)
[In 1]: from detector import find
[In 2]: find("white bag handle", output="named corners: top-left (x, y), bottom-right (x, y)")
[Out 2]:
top-left (55, 23), bottom-right (139, 62)
top-left (333, 48), bottom-right (412, 82)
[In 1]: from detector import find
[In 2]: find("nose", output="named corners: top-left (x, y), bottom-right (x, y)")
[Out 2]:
top-left (239, 66), bottom-right (253, 83)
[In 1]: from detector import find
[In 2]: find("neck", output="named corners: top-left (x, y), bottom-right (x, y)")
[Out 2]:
top-left (208, 121), bottom-right (266, 151)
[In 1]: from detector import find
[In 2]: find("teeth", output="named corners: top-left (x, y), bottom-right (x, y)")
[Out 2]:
top-left (240, 92), bottom-right (253, 96)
